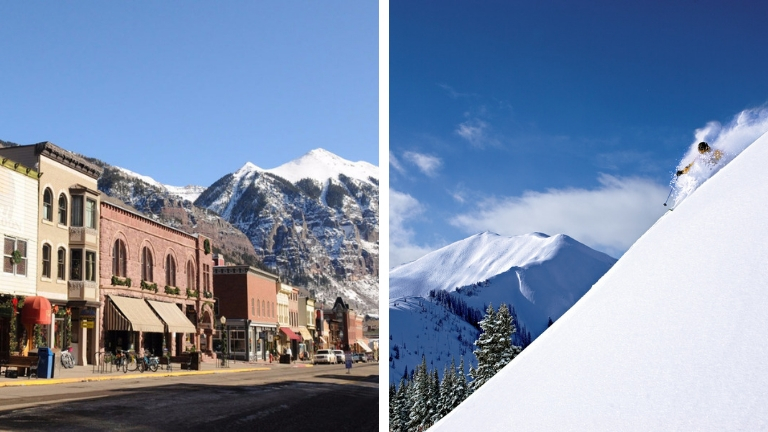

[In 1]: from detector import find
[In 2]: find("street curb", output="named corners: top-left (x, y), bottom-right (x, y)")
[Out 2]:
top-left (0, 366), bottom-right (273, 388)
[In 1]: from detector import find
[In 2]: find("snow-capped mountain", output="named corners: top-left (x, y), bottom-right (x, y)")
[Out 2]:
top-left (389, 231), bottom-right (616, 383)
top-left (97, 165), bottom-right (259, 267)
top-left (432, 132), bottom-right (768, 429)
top-left (114, 167), bottom-right (206, 203)
top-left (195, 148), bottom-right (379, 314)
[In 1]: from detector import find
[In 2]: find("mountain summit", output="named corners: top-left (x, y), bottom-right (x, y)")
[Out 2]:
top-left (433, 133), bottom-right (768, 429)
top-left (196, 148), bottom-right (379, 313)
top-left (389, 231), bottom-right (615, 383)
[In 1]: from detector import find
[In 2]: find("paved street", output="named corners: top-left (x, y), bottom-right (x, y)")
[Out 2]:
top-left (0, 360), bottom-right (379, 431)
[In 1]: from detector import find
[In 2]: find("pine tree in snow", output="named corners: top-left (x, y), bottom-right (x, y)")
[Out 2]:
top-left (470, 303), bottom-right (522, 392)
top-left (434, 357), bottom-right (457, 423)
top-left (455, 356), bottom-right (469, 402)
top-left (391, 378), bottom-right (410, 432)
top-left (428, 368), bottom-right (440, 424)
top-left (407, 356), bottom-right (432, 431)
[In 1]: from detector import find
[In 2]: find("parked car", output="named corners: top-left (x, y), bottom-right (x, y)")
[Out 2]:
top-left (313, 349), bottom-right (336, 365)
top-left (333, 350), bottom-right (345, 363)
top-left (352, 353), bottom-right (367, 363)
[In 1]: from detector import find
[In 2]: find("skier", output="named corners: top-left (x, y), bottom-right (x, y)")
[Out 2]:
top-left (676, 142), bottom-right (723, 176)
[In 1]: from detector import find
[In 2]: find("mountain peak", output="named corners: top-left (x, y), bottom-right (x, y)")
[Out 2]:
top-left (268, 148), bottom-right (378, 184)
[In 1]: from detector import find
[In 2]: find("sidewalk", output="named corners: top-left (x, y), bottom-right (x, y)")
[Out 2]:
top-left (0, 357), bottom-right (314, 388)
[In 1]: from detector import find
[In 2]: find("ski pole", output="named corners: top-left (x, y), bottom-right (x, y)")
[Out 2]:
top-left (663, 187), bottom-right (673, 206)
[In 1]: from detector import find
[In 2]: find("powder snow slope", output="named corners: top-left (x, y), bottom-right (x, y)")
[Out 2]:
top-left (268, 148), bottom-right (378, 185)
top-left (433, 131), bottom-right (768, 430)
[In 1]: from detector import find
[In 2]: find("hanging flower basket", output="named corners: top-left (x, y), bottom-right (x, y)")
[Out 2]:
top-left (11, 250), bottom-right (22, 264)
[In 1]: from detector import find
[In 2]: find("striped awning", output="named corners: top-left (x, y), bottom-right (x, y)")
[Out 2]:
top-left (146, 300), bottom-right (196, 334)
top-left (298, 326), bottom-right (313, 341)
top-left (105, 295), bottom-right (165, 333)
top-left (356, 340), bottom-right (372, 352)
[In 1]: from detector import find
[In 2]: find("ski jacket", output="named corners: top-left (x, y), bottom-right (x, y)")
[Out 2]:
top-left (677, 149), bottom-right (723, 176)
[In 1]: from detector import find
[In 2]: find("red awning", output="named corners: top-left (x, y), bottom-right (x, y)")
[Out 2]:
top-left (280, 327), bottom-right (300, 341)
top-left (21, 296), bottom-right (52, 326)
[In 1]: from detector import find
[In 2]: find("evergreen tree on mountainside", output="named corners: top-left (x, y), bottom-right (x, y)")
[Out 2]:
top-left (434, 358), bottom-right (458, 424)
top-left (390, 378), bottom-right (410, 432)
top-left (406, 355), bottom-right (431, 431)
top-left (470, 303), bottom-right (522, 392)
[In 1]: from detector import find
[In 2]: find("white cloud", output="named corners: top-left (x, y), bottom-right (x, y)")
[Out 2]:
top-left (403, 151), bottom-right (442, 177)
top-left (390, 151), bottom-right (405, 175)
top-left (390, 189), bottom-right (438, 267)
top-left (456, 118), bottom-right (490, 148)
top-left (449, 175), bottom-right (669, 257)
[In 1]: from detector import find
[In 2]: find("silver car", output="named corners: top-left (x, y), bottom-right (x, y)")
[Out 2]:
top-left (313, 349), bottom-right (336, 365)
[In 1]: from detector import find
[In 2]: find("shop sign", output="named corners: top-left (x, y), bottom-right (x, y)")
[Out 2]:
top-left (81, 319), bottom-right (94, 329)
top-left (80, 309), bottom-right (96, 317)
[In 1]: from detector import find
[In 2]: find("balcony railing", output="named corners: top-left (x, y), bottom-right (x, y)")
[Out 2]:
top-left (69, 226), bottom-right (98, 245)
top-left (68, 280), bottom-right (99, 301)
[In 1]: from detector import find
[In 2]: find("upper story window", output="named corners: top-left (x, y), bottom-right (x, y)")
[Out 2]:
top-left (85, 198), bottom-right (96, 229)
top-left (43, 188), bottom-right (53, 221)
top-left (4, 237), bottom-right (27, 276)
top-left (141, 246), bottom-right (153, 282)
top-left (41, 244), bottom-right (51, 278)
top-left (202, 264), bottom-right (210, 291)
top-left (70, 249), bottom-right (82, 281)
top-left (57, 247), bottom-right (66, 280)
top-left (112, 239), bottom-right (127, 277)
top-left (187, 260), bottom-right (196, 289)
top-left (166, 254), bottom-right (176, 287)
top-left (58, 194), bottom-right (68, 225)
top-left (71, 195), bottom-right (83, 227)
top-left (251, 298), bottom-right (255, 316)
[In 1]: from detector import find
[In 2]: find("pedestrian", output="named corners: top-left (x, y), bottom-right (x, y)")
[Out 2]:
top-left (345, 350), bottom-right (353, 374)
top-left (676, 141), bottom-right (723, 176)
top-left (286, 346), bottom-right (292, 363)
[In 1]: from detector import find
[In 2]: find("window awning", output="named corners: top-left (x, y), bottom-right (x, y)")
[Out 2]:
top-left (105, 295), bottom-right (165, 333)
top-left (146, 300), bottom-right (196, 334)
top-left (298, 326), bottom-right (313, 341)
top-left (280, 327), bottom-right (300, 341)
top-left (356, 340), bottom-right (372, 353)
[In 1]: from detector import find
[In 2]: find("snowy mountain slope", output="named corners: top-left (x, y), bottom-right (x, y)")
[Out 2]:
top-left (195, 148), bottom-right (379, 314)
top-left (389, 297), bottom-right (478, 382)
top-left (389, 232), bottom-right (615, 383)
top-left (268, 148), bottom-right (378, 185)
top-left (115, 166), bottom-right (206, 203)
top-left (433, 133), bottom-right (768, 430)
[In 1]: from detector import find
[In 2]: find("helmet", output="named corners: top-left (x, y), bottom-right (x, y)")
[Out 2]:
top-left (698, 142), bottom-right (711, 153)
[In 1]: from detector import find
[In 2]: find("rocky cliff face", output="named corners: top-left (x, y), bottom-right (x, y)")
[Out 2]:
top-left (97, 165), bottom-right (260, 268)
top-left (194, 149), bottom-right (379, 314)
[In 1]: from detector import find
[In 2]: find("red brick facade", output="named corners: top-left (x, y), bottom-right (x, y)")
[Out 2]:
top-left (98, 198), bottom-right (216, 358)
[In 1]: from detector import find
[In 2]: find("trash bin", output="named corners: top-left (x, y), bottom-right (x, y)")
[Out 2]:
top-left (190, 352), bottom-right (201, 370)
top-left (279, 354), bottom-right (291, 364)
top-left (37, 348), bottom-right (53, 379)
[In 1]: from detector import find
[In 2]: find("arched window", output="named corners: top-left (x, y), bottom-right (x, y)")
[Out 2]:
top-left (166, 254), bottom-right (176, 287)
top-left (141, 246), bottom-right (153, 282)
top-left (112, 239), bottom-right (127, 277)
top-left (41, 244), bottom-right (51, 278)
top-left (58, 194), bottom-right (67, 225)
top-left (42, 188), bottom-right (53, 221)
top-left (187, 261), bottom-right (196, 289)
top-left (261, 300), bottom-right (265, 317)
top-left (251, 298), bottom-right (255, 316)
top-left (57, 247), bottom-right (66, 280)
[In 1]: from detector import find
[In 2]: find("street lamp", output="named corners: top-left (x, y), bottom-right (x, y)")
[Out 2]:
top-left (219, 316), bottom-right (227, 366)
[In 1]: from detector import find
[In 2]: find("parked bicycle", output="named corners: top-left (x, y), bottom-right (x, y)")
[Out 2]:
top-left (122, 350), bottom-right (139, 373)
top-left (138, 349), bottom-right (159, 373)
top-left (60, 347), bottom-right (75, 369)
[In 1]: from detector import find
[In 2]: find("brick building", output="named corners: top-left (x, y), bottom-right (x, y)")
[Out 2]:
top-left (212, 264), bottom-right (279, 361)
top-left (98, 196), bottom-right (216, 360)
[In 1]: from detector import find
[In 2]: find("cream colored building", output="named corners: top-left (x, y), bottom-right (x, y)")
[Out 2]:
top-left (0, 142), bottom-right (102, 365)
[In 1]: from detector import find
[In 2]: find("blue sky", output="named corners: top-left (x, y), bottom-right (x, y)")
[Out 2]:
top-left (0, 1), bottom-right (378, 187)
top-left (389, 0), bottom-right (768, 266)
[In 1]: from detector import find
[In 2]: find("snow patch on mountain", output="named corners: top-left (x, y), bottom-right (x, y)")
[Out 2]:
top-left (268, 148), bottom-right (378, 185)
top-left (115, 166), bottom-right (206, 203)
